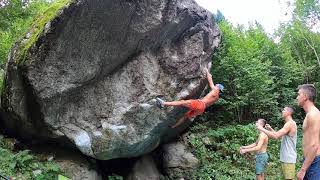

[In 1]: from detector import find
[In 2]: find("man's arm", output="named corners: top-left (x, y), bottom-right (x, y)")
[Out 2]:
top-left (257, 123), bottom-right (290, 140)
top-left (241, 142), bottom-right (257, 149)
top-left (242, 135), bottom-right (265, 153)
top-left (205, 68), bottom-right (215, 89)
top-left (240, 134), bottom-right (267, 154)
top-left (265, 124), bottom-right (275, 132)
top-left (298, 114), bottom-right (320, 179)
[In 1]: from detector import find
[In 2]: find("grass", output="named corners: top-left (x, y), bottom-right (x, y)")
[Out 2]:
top-left (16, 0), bottom-right (71, 65)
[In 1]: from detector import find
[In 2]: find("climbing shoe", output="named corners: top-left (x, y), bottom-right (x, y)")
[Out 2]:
top-left (155, 97), bottom-right (165, 109)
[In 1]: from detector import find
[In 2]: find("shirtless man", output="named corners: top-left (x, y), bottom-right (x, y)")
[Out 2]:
top-left (296, 84), bottom-right (320, 180)
top-left (256, 107), bottom-right (297, 180)
top-left (240, 119), bottom-right (269, 180)
top-left (156, 68), bottom-right (224, 128)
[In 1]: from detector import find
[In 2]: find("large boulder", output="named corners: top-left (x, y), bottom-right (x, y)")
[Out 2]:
top-left (1, 0), bottom-right (221, 160)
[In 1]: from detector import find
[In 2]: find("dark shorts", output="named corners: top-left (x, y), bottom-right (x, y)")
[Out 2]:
top-left (303, 155), bottom-right (320, 180)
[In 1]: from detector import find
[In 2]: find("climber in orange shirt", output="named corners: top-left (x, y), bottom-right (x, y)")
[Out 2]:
top-left (156, 68), bottom-right (224, 128)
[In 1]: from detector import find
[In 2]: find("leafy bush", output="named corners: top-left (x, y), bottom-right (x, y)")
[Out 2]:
top-left (0, 0), bottom-right (51, 65)
top-left (108, 175), bottom-right (123, 180)
top-left (187, 123), bottom-right (303, 180)
top-left (0, 137), bottom-right (62, 180)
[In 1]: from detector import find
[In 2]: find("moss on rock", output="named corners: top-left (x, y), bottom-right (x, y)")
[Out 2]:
top-left (16, 0), bottom-right (72, 65)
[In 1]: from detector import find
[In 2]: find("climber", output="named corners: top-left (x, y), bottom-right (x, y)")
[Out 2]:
top-left (156, 68), bottom-right (224, 128)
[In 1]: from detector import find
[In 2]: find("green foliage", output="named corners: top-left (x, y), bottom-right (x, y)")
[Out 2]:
top-left (210, 14), bottom-right (319, 125)
top-left (208, 0), bottom-right (319, 126)
top-left (278, 0), bottom-right (320, 109)
top-left (57, 174), bottom-right (71, 180)
top-left (187, 123), bottom-right (303, 180)
top-left (0, 137), bottom-right (62, 180)
top-left (17, 0), bottom-right (71, 65)
top-left (0, 0), bottom-right (55, 94)
top-left (108, 175), bottom-right (124, 180)
top-left (0, 0), bottom-right (50, 65)
top-left (295, 0), bottom-right (320, 27)
top-left (211, 21), bottom-right (283, 123)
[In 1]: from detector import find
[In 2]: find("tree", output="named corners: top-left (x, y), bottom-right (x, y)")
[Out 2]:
top-left (214, 9), bottom-right (226, 23)
top-left (211, 21), bottom-right (280, 123)
top-left (295, 0), bottom-right (320, 29)
top-left (0, 0), bottom-right (49, 64)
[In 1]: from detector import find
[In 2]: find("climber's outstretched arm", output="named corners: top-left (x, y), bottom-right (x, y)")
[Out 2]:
top-left (205, 68), bottom-right (215, 89)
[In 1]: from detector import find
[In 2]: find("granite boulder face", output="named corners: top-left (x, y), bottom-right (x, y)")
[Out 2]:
top-left (1, 0), bottom-right (221, 160)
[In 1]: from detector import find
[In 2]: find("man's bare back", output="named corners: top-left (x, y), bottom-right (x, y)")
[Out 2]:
top-left (258, 132), bottom-right (268, 153)
top-left (201, 87), bottom-right (220, 107)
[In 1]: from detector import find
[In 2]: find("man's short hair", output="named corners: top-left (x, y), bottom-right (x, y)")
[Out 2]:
top-left (285, 106), bottom-right (294, 114)
top-left (297, 84), bottom-right (317, 102)
top-left (258, 118), bottom-right (267, 127)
